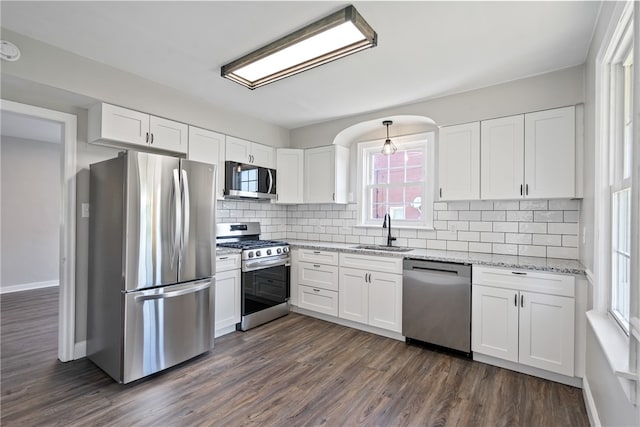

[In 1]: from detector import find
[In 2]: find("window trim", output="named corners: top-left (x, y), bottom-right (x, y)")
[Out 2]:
top-left (356, 132), bottom-right (435, 229)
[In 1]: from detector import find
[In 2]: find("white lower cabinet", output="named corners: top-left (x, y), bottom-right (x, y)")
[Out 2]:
top-left (472, 266), bottom-right (575, 377)
top-left (338, 254), bottom-right (402, 333)
top-left (295, 250), bottom-right (340, 316)
top-left (299, 286), bottom-right (338, 316)
top-left (214, 254), bottom-right (241, 337)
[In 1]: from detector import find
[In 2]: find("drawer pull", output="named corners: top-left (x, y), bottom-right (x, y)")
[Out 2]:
top-left (313, 264), bottom-right (321, 268)
top-left (313, 288), bottom-right (321, 292)
top-left (511, 271), bottom-right (527, 275)
top-left (313, 251), bottom-right (321, 254)
top-left (218, 256), bottom-right (229, 260)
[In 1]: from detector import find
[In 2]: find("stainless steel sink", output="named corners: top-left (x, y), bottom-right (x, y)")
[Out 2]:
top-left (352, 245), bottom-right (414, 253)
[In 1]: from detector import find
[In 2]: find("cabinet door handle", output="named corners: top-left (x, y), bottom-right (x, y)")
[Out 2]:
top-left (520, 294), bottom-right (524, 308)
top-left (150, 133), bottom-right (154, 144)
top-left (514, 294), bottom-right (518, 307)
top-left (520, 184), bottom-right (523, 196)
top-left (439, 188), bottom-right (442, 198)
top-left (332, 193), bottom-right (335, 201)
top-left (145, 132), bottom-right (149, 143)
top-left (525, 184), bottom-right (529, 196)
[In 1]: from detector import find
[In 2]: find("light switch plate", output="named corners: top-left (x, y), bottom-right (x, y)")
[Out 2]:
top-left (82, 203), bottom-right (90, 218)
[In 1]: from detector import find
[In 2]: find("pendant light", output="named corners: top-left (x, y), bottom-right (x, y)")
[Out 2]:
top-left (381, 120), bottom-right (397, 155)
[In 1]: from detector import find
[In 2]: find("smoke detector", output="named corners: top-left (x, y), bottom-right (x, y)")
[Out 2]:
top-left (0, 41), bottom-right (21, 62)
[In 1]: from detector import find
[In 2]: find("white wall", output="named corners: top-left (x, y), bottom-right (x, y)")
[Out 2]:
top-left (0, 28), bottom-right (290, 148)
top-left (582, 2), bottom-right (640, 426)
top-left (1, 136), bottom-right (61, 289)
top-left (290, 65), bottom-right (585, 148)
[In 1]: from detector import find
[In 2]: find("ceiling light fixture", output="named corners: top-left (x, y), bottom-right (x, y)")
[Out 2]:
top-left (221, 5), bottom-right (377, 90)
top-left (381, 120), bottom-right (397, 155)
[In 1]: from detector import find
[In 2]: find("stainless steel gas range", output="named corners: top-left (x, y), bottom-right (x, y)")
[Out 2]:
top-left (216, 223), bottom-right (290, 331)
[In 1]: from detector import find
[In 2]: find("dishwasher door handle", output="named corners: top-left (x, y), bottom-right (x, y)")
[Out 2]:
top-left (410, 266), bottom-right (459, 275)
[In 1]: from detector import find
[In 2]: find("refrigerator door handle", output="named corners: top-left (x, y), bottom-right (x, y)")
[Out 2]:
top-left (181, 169), bottom-right (191, 256)
top-left (172, 169), bottom-right (182, 263)
top-left (133, 281), bottom-right (210, 301)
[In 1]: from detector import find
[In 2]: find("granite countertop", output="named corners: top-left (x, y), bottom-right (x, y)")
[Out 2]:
top-left (285, 239), bottom-right (586, 275)
top-left (215, 247), bottom-right (242, 256)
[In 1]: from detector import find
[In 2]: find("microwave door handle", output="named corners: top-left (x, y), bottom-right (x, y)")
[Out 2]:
top-left (181, 169), bottom-right (190, 257)
top-left (172, 169), bottom-right (182, 265)
top-left (267, 169), bottom-right (273, 194)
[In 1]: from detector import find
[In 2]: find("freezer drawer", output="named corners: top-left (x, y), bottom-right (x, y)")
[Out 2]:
top-left (123, 279), bottom-right (213, 383)
top-left (402, 259), bottom-right (471, 354)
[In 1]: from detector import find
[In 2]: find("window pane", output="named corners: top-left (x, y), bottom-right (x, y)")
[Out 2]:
top-left (406, 166), bottom-right (423, 183)
top-left (406, 150), bottom-right (424, 168)
top-left (623, 49), bottom-right (633, 179)
top-left (612, 188), bottom-right (631, 327)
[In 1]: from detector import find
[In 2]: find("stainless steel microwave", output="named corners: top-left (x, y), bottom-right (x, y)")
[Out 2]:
top-left (224, 161), bottom-right (276, 200)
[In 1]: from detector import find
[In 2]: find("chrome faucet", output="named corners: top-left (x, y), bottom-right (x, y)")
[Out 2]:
top-left (382, 213), bottom-right (396, 247)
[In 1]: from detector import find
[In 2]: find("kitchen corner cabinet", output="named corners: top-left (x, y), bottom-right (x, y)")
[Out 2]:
top-left (480, 106), bottom-right (575, 200)
top-left (275, 148), bottom-right (304, 204)
top-left (338, 253), bottom-right (402, 332)
top-left (304, 145), bottom-right (349, 204)
top-left (226, 135), bottom-right (275, 168)
top-left (88, 103), bottom-right (188, 154)
top-left (471, 266), bottom-right (575, 376)
top-left (214, 253), bottom-right (241, 337)
top-left (438, 122), bottom-right (480, 201)
top-left (187, 126), bottom-right (226, 200)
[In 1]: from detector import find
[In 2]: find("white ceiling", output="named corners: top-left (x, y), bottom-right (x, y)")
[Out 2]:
top-left (1, 111), bottom-right (62, 144)
top-left (0, 1), bottom-right (601, 130)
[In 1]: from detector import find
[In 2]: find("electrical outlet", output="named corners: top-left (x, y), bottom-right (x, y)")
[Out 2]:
top-left (82, 203), bottom-right (90, 218)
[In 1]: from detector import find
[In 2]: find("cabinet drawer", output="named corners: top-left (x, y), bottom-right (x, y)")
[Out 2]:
top-left (473, 265), bottom-right (574, 297)
top-left (216, 254), bottom-right (241, 272)
top-left (298, 285), bottom-right (338, 316)
top-left (298, 262), bottom-right (339, 291)
top-left (298, 249), bottom-right (339, 266)
top-left (339, 253), bottom-right (403, 274)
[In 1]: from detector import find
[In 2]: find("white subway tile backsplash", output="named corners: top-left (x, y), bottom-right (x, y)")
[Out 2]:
top-left (507, 210), bottom-right (533, 222)
top-left (481, 232), bottom-right (505, 243)
top-left (220, 197), bottom-right (580, 260)
top-left (547, 246), bottom-right (578, 259)
top-left (493, 243), bottom-right (518, 255)
top-left (481, 210), bottom-right (506, 221)
top-left (470, 221), bottom-right (493, 232)
top-left (470, 201), bottom-right (494, 210)
top-left (533, 211), bottom-right (563, 222)
top-left (519, 222), bottom-right (547, 234)
top-left (548, 223), bottom-right (579, 235)
top-left (520, 200), bottom-right (548, 210)
top-left (518, 245), bottom-right (547, 257)
top-left (505, 233), bottom-right (532, 245)
top-left (532, 234), bottom-right (562, 246)
top-left (493, 222), bottom-right (519, 233)
top-left (469, 242), bottom-right (492, 253)
top-left (549, 199), bottom-right (581, 210)
top-left (459, 210), bottom-right (481, 221)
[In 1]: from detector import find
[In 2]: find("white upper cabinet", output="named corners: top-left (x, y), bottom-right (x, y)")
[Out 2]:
top-left (481, 115), bottom-right (525, 200)
top-left (275, 148), bottom-right (304, 204)
top-left (479, 106), bottom-right (576, 200)
top-left (524, 106), bottom-right (575, 199)
top-left (226, 135), bottom-right (275, 168)
top-left (438, 122), bottom-right (480, 201)
top-left (88, 103), bottom-right (187, 154)
top-left (304, 145), bottom-right (349, 204)
top-left (187, 126), bottom-right (226, 200)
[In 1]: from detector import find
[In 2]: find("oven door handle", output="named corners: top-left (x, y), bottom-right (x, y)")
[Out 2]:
top-left (243, 257), bottom-right (290, 272)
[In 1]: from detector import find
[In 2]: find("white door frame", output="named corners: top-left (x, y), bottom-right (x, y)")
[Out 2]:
top-left (1, 99), bottom-right (77, 362)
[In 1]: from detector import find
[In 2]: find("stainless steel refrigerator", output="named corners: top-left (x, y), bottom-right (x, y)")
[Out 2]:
top-left (87, 151), bottom-right (216, 384)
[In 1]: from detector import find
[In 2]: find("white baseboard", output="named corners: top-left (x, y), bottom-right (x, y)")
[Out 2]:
top-left (582, 376), bottom-right (602, 427)
top-left (74, 340), bottom-right (87, 360)
top-left (1, 280), bottom-right (59, 294)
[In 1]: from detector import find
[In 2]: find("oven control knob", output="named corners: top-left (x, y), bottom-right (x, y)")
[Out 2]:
top-left (267, 249), bottom-right (272, 255)
top-left (277, 248), bottom-right (282, 254)
top-left (256, 250), bottom-right (261, 257)
top-left (248, 251), bottom-right (254, 258)
top-left (283, 247), bottom-right (289, 253)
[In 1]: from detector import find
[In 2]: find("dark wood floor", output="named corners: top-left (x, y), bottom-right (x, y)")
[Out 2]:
top-left (1, 287), bottom-right (589, 426)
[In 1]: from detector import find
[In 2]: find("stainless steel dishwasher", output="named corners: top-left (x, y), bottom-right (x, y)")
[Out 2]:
top-left (402, 259), bottom-right (471, 356)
